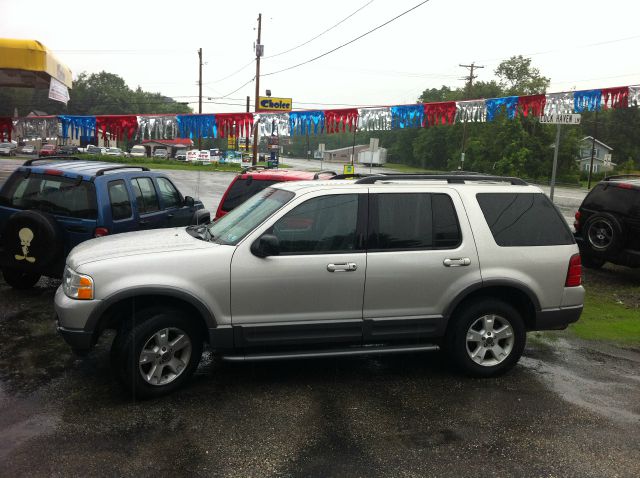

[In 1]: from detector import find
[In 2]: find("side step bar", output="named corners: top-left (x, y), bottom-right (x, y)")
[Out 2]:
top-left (221, 344), bottom-right (439, 362)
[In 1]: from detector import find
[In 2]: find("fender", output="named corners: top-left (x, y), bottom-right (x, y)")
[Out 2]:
top-left (86, 286), bottom-right (217, 333)
top-left (443, 278), bottom-right (541, 320)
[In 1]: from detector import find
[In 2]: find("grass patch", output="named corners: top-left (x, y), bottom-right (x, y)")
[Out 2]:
top-left (384, 163), bottom-right (442, 174)
top-left (569, 290), bottom-right (640, 344)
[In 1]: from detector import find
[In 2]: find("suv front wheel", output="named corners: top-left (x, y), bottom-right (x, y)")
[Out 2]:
top-left (111, 308), bottom-right (203, 399)
top-left (447, 299), bottom-right (526, 377)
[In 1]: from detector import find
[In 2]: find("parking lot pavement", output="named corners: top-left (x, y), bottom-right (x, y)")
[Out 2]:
top-left (0, 274), bottom-right (639, 477)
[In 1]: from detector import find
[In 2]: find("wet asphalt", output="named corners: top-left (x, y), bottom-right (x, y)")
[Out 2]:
top-left (1, 158), bottom-right (639, 476)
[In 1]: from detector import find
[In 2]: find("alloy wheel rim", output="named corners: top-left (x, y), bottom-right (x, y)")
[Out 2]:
top-left (465, 314), bottom-right (514, 367)
top-left (587, 219), bottom-right (613, 250)
top-left (138, 327), bottom-right (192, 386)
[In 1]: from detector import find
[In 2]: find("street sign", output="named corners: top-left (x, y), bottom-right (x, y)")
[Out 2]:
top-left (539, 113), bottom-right (581, 125)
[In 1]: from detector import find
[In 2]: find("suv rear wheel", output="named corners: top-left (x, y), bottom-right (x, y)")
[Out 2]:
top-left (584, 212), bottom-right (625, 254)
top-left (111, 308), bottom-right (203, 399)
top-left (447, 299), bottom-right (526, 377)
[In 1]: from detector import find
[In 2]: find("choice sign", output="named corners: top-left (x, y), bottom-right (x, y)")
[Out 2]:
top-left (257, 96), bottom-right (292, 112)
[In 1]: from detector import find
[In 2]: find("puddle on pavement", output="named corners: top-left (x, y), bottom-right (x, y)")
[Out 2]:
top-left (522, 336), bottom-right (640, 425)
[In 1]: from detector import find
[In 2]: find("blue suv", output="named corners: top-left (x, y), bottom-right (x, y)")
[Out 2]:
top-left (0, 158), bottom-right (209, 289)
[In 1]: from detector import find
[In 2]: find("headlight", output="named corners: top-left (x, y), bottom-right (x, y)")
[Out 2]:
top-left (62, 266), bottom-right (94, 300)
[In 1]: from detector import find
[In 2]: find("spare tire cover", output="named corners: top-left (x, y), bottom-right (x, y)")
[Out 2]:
top-left (1, 210), bottom-right (63, 271)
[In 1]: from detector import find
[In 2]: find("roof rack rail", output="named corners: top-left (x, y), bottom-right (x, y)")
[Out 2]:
top-left (241, 165), bottom-right (267, 172)
top-left (23, 156), bottom-right (82, 166)
top-left (355, 173), bottom-right (528, 185)
top-left (313, 170), bottom-right (337, 179)
top-left (330, 173), bottom-right (372, 180)
top-left (603, 174), bottom-right (640, 181)
top-left (94, 165), bottom-right (150, 176)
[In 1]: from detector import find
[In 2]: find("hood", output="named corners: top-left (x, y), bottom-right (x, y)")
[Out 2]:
top-left (67, 227), bottom-right (214, 268)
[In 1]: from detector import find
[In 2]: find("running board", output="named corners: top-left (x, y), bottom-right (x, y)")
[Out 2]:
top-left (221, 344), bottom-right (439, 362)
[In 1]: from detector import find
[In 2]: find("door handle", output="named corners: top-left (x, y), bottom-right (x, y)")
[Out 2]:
top-left (167, 213), bottom-right (174, 218)
top-left (327, 262), bottom-right (358, 272)
top-left (443, 257), bottom-right (471, 267)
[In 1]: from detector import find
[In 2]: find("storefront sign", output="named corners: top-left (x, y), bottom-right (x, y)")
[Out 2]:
top-left (257, 96), bottom-right (292, 112)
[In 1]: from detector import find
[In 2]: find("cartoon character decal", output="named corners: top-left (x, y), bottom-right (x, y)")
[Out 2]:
top-left (15, 227), bottom-right (36, 263)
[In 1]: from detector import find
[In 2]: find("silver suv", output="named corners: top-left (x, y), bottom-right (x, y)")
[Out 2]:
top-left (55, 174), bottom-right (584, 398)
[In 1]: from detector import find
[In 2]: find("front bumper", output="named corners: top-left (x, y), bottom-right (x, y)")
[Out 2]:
top-left (54, 285), bottom-right (102, 351)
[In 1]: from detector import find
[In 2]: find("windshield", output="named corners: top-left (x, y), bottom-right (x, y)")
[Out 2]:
top-left (108, 148), bottom-right (121, 153)
top-left (208, 187), bottom-right (294, 246)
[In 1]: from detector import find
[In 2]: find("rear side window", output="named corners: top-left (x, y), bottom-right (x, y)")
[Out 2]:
top-left (0, 172), bottom-right (97, 219)
top-left (131, 177), bottom-right (160, 214)
top-left (581, 183), bottom-right (638, 216)
top-left (477, 193), bottom-right (574, 247)
top-left (368, 193), bottom-right (461, 251)
top-left (156, 177), bottom-right (182, 209)
top-left (108, 180), bottom-right (132, 220)
top-left (222, 178), bottom-right (280, 212)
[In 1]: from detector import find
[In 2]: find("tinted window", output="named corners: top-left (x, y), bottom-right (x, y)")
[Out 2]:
top-left (156, 177), bottom-right (182, 209)
top-left (222, 178), bottom-right (281, 212)
top-left (0, 173), bottom-right (97, 219)
top-left (477, 193), bottom-right (574, 247)
top-left (131, 177), bottom-right (159, 214)
top-left (108, 180), bottom-right (132, 220)
top-left (582, 183), bottom-right (638, 216)
top-left (369, 193), bottom-right (461, 251)
top-left (270, 194), bottom-right (359, 254)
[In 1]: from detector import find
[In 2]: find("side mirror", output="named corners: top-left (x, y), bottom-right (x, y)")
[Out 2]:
top-left (251, 234), bottom-right (280, 258)
top-left (184, 196), bottom-right (195, 207)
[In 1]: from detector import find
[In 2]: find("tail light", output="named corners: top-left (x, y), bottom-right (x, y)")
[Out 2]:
top-left (565, 254), bottom-right (582, 287)
top-left (94, 227), bottom-right (109, 238)
top-left (573, 211), bottom-right (581, 231)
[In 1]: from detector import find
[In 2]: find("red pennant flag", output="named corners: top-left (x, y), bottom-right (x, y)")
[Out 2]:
top-left (215, 113), bottom-right (254, 138)
top-left (601, 87), bottom-right (629, 109)
top-left (324, 108), bottom-right (359, 134)
top-left (423, 102), bottom-right (457, 126)
top-left (517, 95), bottom-right (546, 118)
top-left (95, 115), bottom-right (139, 141)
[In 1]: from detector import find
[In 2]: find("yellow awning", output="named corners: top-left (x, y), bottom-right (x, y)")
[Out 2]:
top-left (0, 38), bottom-right (72, 89)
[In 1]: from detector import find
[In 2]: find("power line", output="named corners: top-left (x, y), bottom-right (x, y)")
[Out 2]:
top-left (203, 59), bottom-right (255, 85)
top-left (265, 0), bottom-right (375, 59)
top-left (262, 0), bottom-right (432, 77)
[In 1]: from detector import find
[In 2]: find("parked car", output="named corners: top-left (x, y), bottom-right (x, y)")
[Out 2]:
top-left (38, 144), bottom-right (58, 157)
top-left (19, 145), bottom-right (37, 155)
top-left (129, 145), bottom-right (147, 158)
top-left (55, 173), bottom-right (583, 398)
top-left (105, 147), bottom-right (124, 157)
top-left (0, 142), bottom-right (18, 156)
top-left (56, 145), bottom-right (80, 156)
top-left (86, 145), bottom-right (106, 155)
top-left (153, 148), bottom-right (168, 159)
top-left (215, 168), bottom-right (338, 219)
top-left (0, 159), bottom-right (209, 289)
top-left (573, 175), bottom-right (640, 269)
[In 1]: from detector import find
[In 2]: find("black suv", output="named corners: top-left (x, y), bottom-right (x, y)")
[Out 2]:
top-left (574, 175), bottom-right (640, 268)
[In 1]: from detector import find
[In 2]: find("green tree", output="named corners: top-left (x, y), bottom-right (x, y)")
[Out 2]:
top-left (494, 55), bottom-right (550, 95)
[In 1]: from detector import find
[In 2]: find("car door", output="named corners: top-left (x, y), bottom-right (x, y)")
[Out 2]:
top-left (362, 188), bottom-right (481, 344)
top-left (230, 190), bottom-right (367, 350)
top-left (106, 178), bottom-right (138, 234)
top-left (130, 177), bottom-right (166, 230)
top-left (155, 176), bottom-right (193, 227)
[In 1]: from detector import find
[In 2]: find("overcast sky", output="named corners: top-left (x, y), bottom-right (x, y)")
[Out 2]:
top-left (4, 0), bottom-right (640, 114)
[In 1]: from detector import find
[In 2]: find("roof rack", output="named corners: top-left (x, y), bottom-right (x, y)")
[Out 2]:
top-left (313, 171), bottom-right (337, 179)
top-left (95, 165), bottom-right (150, 176)
top-left (603, 174), bottom-right (640, 181)
top-left (241, 165), bottom-right (266, 172)
top-left (355, 173), bottom-right (528, 185)
top-left (330, 173), bottom-right (372, 180)
top-left (23, 156), bottom-right (82, 166)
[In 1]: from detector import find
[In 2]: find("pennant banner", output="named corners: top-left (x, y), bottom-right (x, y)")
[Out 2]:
top-left (629, 85), bottom-right (640, 107)
top-left (215, 113), bottom-right (253, 138)
top-left (391, 104), bottom-right (424, 129)
top-left (256, 113), bottom-right (290, 137)
top-left (289, 111), bottom-right (325, 136)
top-left (518, 94), bottom-right (546, 117)
top-left (486, 96), bottom-right (518, 121)
top-left (358, 107), bottom-right (391, 131)
top-left (325, 108), bottom-right (359, 134)
top-left (58, 115), bottom-right (96, 140)
top-left (96, 115), bottom-right (138, 141)
top-left (574, 89), bottom-right (602, 113)
top-left (176, 114), bottom-right (216, 139)
top-left (14, 117), bottom-right (59, 140)
top-left (137, 115), bottom-right (178, 140)
top-left (544, 92), bottom-right (574, 115)
top-left (455, 100), bottom-right (486, 123)
top-left (423, 101), bottom-right (457, 126)
top-left (601, 86), bottom-right (628, 109)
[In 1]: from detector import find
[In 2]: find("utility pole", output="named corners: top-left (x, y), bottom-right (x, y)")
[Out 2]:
top-left (458, 62), bottom-right (484, 170)
top-left (252, 13), bottom-right (262, 166)
top-left (246, 96), bottom-right (250, 154)
top-left (587, 110), bottom-right (599, 189)
top-left (198, 48), bottom-right (203, 151)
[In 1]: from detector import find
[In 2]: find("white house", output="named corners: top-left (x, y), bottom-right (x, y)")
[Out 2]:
top-left (577, 136), bottom-right (615, 174)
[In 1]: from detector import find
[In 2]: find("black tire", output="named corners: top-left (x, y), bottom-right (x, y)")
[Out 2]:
top-left (446, 299), bottom-right (526, 378)
top-left (111, 308), bottom-right (203, 399)
top-left (582, 255), bottom-right (605, 269)
top-left (2, 268), bottom-right (40, 289)
top-left (584, 213), bottom-right (625, 255)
